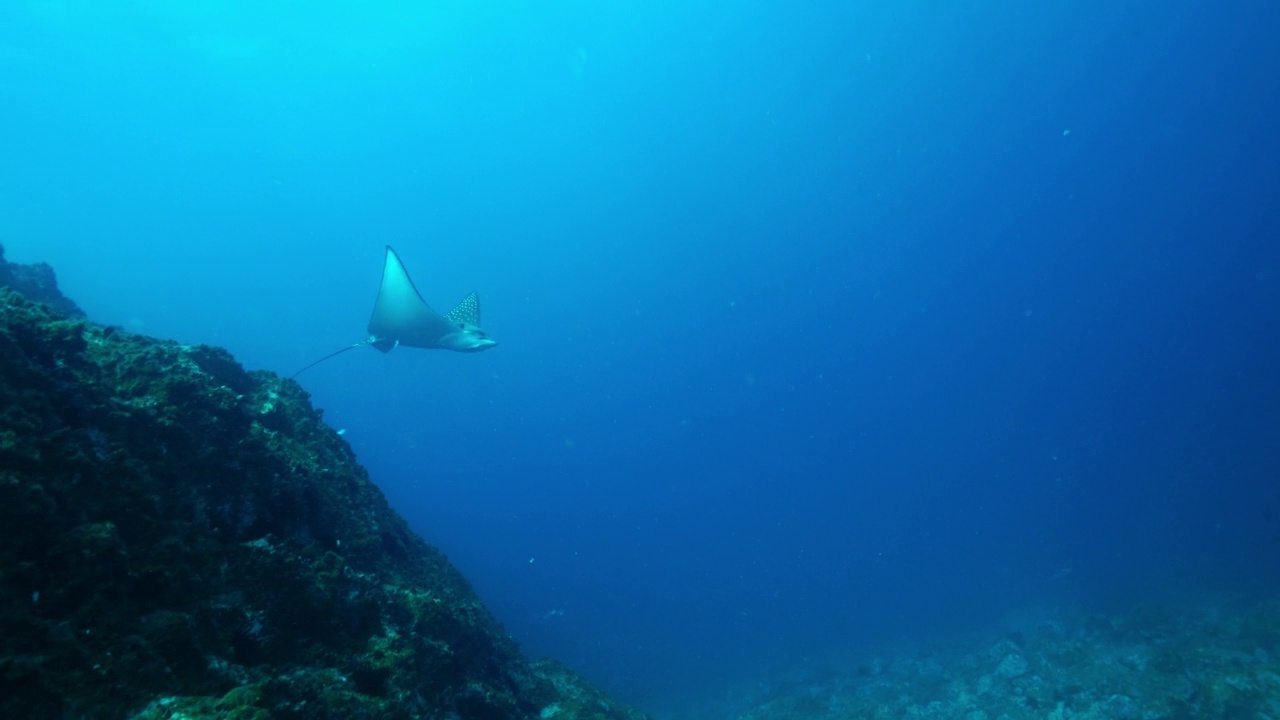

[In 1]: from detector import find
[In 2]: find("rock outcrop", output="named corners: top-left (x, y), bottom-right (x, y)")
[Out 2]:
top-left (0, 249), bottom-right (643, 720)
top-left (0, 243), bottom-right (85, 318)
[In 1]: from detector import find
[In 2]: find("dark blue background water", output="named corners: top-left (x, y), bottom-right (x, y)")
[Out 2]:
top-left (3, 0), bottom-right (1278, 712)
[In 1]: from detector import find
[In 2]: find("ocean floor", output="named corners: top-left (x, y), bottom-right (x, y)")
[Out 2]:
top-left (714, 596), bottom-right (1280, 720)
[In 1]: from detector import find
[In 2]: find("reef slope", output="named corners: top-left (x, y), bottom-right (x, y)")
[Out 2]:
top-left (0, 248), bottom-right (641, 720)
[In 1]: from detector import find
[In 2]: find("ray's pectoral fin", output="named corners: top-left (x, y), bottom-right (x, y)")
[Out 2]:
top-left (367, 245), bottom-right (456, 350)
top-left (445, 291), bottom-right (481, 327)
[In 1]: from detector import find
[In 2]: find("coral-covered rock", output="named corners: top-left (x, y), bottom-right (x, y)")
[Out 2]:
top-left (0, 242), bottom-right (85, 318)
top-left (0, 268), bottom-right (645, 720)
top-left (736, 601), bottom-right (1280, 720)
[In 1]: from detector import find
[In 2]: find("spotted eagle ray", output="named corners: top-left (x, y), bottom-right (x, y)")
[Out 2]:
top-left (291, 245), bottom-right (496, 378)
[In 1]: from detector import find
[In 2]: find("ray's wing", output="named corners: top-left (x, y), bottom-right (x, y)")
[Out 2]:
top-left (445, 291), bottom-right (481, 327)
top-left (367, 246), bottom-right (456, 350)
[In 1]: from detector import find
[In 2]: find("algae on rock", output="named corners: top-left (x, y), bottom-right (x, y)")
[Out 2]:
top-left (0, 250), bottom-right (645, 720)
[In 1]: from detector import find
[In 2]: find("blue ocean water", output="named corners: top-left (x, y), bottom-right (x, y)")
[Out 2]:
top-left (2, 0), bottom-right (1277, 713)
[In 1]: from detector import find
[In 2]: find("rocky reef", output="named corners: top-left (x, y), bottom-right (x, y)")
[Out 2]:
top-left (734, 599), bottom-right (1280, 720)
top-left (0, 243), bottom-right (84, 318)
top-left (0, 246), bottom-right (646, 720)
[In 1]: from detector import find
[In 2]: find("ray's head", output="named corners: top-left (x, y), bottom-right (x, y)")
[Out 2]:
top-left (440, 322), bottom-right (498, 352)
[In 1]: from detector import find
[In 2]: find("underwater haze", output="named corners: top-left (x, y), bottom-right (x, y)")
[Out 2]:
top-left (3, 0), bottom-right (1278, 713)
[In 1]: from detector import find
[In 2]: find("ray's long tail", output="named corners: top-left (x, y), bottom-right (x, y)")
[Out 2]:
top-left (290, 340), bottom-right (371, 379)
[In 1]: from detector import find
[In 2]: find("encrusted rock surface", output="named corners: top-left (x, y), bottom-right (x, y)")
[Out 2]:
top-left (0, 250), bottom-right (647, 720)
top-left (0, 242), bottom-right (84, 318)
top-left (734, 600), bottom-right (1280, 720)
